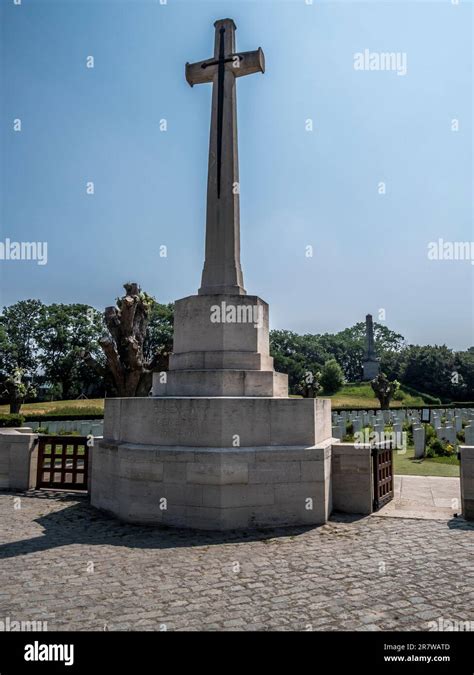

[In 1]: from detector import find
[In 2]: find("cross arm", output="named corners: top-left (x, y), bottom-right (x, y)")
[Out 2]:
top-left (185, 59), bottom-right (216, 87)
top-left (234, 47), bottom-right (265, 78)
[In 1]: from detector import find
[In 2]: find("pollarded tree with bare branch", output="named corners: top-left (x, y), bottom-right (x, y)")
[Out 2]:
top-left (87, 282), bottom-right (166, 397)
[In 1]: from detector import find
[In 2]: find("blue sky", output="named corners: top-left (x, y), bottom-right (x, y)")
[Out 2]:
top-left (1, 0), bottom-right (472, 349)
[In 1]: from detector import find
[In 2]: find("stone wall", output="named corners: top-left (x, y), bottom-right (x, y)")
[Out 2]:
top-left (91, 440), bottom-right (333, 530)
top-left (331, 443), bottom-right (373, 515)
top-left (459, 445), bottom-right (474, 520)
top-left (0, 429), bottom-right (39, 491)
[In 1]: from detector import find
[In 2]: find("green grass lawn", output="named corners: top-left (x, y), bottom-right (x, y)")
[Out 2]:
top-left (393, 448), bottom-right (460, 478)
top-left (0, 399), bottom-right (105, 416)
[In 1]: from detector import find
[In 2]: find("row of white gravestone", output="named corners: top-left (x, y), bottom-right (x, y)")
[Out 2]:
top-left (332, 407), bottom-right (474, 425)
top-left (431, 412), bottom-right (474, 449)
top-left (27, 419), bottom-right (104, 436)
top-left (331, 408), bottom-right (474, 458)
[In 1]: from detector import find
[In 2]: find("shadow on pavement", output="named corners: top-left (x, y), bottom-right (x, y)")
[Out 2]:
top-left (0, 490), bottom-right (320, 559)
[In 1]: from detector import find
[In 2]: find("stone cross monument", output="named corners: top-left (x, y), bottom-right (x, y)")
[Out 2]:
top-left (153, 18), bottom-right (284, 397)
top-left (186, 18), bottom-right (265, 296)
top-left (362, 314), bottom-right (380, 380)
top-left (91, 19), bottom-right (333, 531)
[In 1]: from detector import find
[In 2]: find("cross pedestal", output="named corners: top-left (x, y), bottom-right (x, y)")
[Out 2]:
top-left (92, 19), bottom-right (334, 531)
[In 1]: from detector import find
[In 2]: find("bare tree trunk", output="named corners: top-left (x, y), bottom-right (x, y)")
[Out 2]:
top-left (97, 283), bottom-right (156, 397)
top-left (9, 398), bottom-right (22, 414)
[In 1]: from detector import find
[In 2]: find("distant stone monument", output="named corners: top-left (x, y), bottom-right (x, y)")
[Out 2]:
top-left (362, 314), bottom-right (380, 381)
top-left (91, 19), bottom-right (333, 530)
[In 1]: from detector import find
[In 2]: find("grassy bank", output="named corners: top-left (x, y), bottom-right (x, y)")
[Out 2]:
top-left (326, 383), bottom-right (426, 409)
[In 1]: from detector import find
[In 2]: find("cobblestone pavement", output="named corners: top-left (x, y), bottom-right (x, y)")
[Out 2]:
top-left (0, 491), bottom-right (473, 632)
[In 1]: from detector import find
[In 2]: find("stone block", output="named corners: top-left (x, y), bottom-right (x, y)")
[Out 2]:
top-left (300, 459), bottom-right (325, 482)
top-left (362, 359), bottom-right (380, 380)
top-left (0, 430), bottom-right (38, 491)
top-left (202, 484), bottom-right (274, 508)
top-left (163, 462), bottom-right (187, 483)
top-left (172, 294), bottom-right (271, 357)
top-left (187, 461), bottom-right (248, 485)
top-left (331, 443), bottom-right (373, 515)
top-left (153, 368), bottom-right (287, 397)
top-left (169, 350), bottom-right (274, 371)
top-left (460, 446), bottom-right (474, 520)
top-left (248, 461), bottom-right (301, 484)
top-left (103, 396), bottom-right (332, 448)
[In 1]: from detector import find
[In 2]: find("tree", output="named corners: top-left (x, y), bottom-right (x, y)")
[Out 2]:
top-left (371, 373), bottom-right (400, 409)
top-left (453, 349), bottom-right (474, 401)
top-left (2, 368), bottom-right (36, 414)
top-left (144, 301), bottom-right (174, 373)
top-left (400, 345), bottom-right (455, 401)
top-left (270, 330), bottom-right (327, 395)
top-left (87, 283), bottom-right (169, 397)
top-left (316, 332), bottom-right (364, 382)
top-left (379, 349), bottom-right (406, 381)
top-left (295, 370), bottom-right (322, 398)
top-left (269, 324), bottom-right (405, 393)
top-left (36, 303), bottom-right (104, 400)
top-left (0, 300), bottom-right (43, 410)
top-left (0, 299), bottom-right (43, 373)
top-left (320, 358), bottom-right (344, 395)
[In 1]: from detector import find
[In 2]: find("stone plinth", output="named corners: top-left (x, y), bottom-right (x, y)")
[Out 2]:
top-left (103, 397), bottom-right (331, 447)
top-left (153, 370), bottom-right (288, 397)
top-left (362, 359), bottom-right (380, 381)
top-left (172, 295), bottom-right (270, 356)
top-left (90, 397), bottom-right (334, 530)
top-left (152, 294), bottom-right (288, 397)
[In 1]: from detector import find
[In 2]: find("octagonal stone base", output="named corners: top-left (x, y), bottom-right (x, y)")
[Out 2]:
top-left (90, 397), bottom-right (334, 530)
top-left (91, 442), bottom-right (332, 530)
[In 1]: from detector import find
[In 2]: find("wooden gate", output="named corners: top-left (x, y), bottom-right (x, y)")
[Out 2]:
top-left (372, 444), bottom-right (394, 511)
top-left (36, 436), bottom-right (89, 491)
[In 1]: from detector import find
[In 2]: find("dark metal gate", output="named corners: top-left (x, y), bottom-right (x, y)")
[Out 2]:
top-left (372, 444), bottom-right (394, 511)
top-left (36, 436), bottom-right (89, 491)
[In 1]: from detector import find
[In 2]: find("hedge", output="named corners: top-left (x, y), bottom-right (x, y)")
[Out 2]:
top-left (23, 413), bottom-right (104, 422)
top-left (0, 413), bottom-right (26, 427)
top-left (399, 384), bottom-right (441, 405)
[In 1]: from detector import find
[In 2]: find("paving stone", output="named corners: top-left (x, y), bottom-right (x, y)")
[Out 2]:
top-left (0, 491), bottom-right (472, 631)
